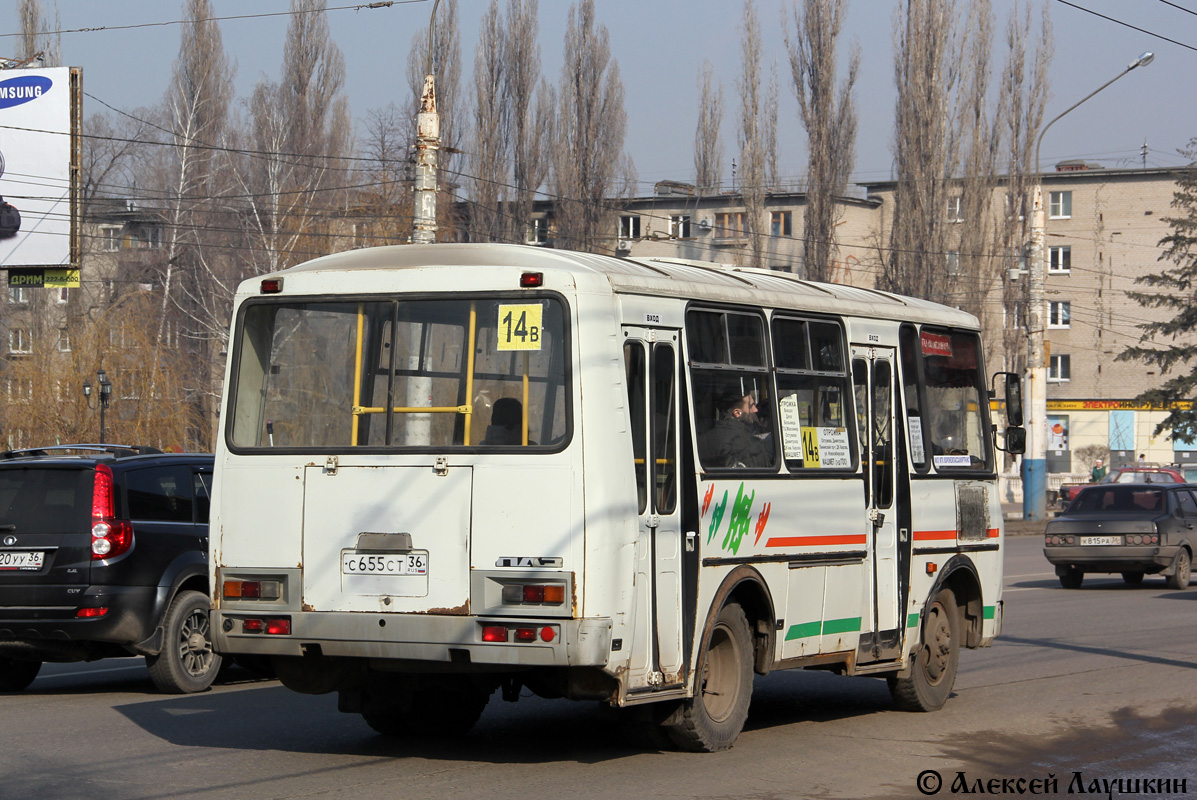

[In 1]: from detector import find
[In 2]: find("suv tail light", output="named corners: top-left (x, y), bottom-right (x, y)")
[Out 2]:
top-left (91, 464), bottom-right (133, 560)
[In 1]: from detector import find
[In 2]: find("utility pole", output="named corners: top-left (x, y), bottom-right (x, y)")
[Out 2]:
top-left (1024, 51), bottom-right (1153, 520)
top-left (412, 0), bottom-right (442, 245)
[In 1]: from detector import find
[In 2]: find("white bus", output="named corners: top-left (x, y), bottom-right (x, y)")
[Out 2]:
top-left (210, 244), bottom-right (1024, 751)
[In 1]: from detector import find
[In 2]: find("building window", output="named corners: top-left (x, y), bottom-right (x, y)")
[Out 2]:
top-left (100, 226), bottom-right (122, 251)
top-left (57, 328), bottom-right (70, 352)
top-left (619, 215), bottom-right (641, 240)
top-left (352, 221), bottom-right (368, 249)
top-left (714, 211), bottom-right (747, 239)
top-left (1048, 353), bottom-right (1070, 382)
top-left (1049, 301), bottom-right (1071, 328)
top-left (6, 378), bottom-right (31, 404)
top-left (1005, 192), bottom-right (1027, 220)
top-left (8, 286), bottom-right (27, 304)
top-left (56, 286), bottom-right (70, 303)
top-left (771, 211), bottom-right (792, 237)
top-left (669, 214), bottom-right (691, 239)
top-left (946, 195), bottom-right (964, 222)
top-left (1048, 245), bottom-right (1071, 273)
top-left (8, 328), bottom-right (31, 354)
top-left (1005, 302), bottom-right (1024, 330)
top-left (526, 217), bottom-right (549, 245)
top-left (1049, 190), bottom-right (1072, 219)
top-left (946, 250), bottom-right (961, 276)
top-left (131, 226), bottom-right (163, 249)
top-left (120, 369), bottom-right (141, 400)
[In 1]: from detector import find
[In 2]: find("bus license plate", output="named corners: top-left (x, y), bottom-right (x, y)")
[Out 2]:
top-left (0, 550), bottom-right (44, 570)
top-left (341, 552), bottom-right (428, 576)
top-left (1080, 536), bottom-right (1121, 546)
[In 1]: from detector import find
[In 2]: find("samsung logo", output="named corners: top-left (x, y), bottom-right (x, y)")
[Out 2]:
top-left (0, 76), bottom-right (51, 109)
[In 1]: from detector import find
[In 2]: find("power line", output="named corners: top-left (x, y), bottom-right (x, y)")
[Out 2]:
top-left (0, 1), bottom-right (425, 40)
top-left (1055, 0), bottom-right (1197, 54)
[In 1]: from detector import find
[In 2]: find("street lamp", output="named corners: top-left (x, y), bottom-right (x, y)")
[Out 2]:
top-left (1023, 51), bottom-right (1154, 520)
top-left (82, 369), bottom-right (114, 444)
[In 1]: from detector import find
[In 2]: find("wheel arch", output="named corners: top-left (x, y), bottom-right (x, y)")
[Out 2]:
top-left (701, 565), bottom-right (776, 676)
top-left (926, 555), bottom-right (983, 649)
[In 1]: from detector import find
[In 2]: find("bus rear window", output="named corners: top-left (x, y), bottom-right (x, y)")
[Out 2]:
top-left (229, 297), bottom-right (569, 450)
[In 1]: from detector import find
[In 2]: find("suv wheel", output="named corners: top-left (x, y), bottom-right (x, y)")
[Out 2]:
top-left (146, 590), bottom-right (221, 693)
top-left (0, 656), bottom-right (41, 692)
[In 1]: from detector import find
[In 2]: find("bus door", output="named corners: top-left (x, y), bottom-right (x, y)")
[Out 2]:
top-left (852, 346), bottom-right (903, 662)
top-left (623, 328), bottom-right (685, 687)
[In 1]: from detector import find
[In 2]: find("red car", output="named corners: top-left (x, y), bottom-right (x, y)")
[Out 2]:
top-left (1058, 466), bottom-right (1186, 507)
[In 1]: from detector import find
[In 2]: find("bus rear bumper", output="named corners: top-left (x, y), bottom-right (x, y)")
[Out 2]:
top-left (212, 609), bottom-right (612, 669)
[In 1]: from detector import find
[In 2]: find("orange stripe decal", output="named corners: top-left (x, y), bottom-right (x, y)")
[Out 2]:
top-left (913, 530), bottom-right (957, 541)
top-left (766, 534), bottom-right (869, 548)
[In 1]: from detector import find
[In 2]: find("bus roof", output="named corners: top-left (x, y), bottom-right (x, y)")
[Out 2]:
top-left (274, 243), bottom-right (979, 329)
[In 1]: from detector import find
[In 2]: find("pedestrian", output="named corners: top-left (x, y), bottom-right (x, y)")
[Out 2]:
top-left (1138, 453), bottom-right (1147, 464)
top-left (1091, 458), bottom-right (1107, 482)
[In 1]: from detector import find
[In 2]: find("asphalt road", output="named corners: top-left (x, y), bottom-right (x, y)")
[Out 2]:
top-left (3, 534), bottom-right (1195, 800)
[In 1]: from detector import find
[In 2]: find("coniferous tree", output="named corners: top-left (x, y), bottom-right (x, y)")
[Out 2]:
top-left (1118, 139), bottom-right (1197, 440)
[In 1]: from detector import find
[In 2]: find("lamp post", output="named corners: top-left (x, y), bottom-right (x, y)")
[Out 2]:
top-left (82, 369), bottom-right (114, 444)
top-left (1023, 51), bottom-right (1154, 520)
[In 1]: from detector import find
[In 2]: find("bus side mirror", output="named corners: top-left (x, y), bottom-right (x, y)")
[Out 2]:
top-left (1003, 426), bottom-right (1026, 455)
top-left (1004, 373), bottom-right (1023, 426)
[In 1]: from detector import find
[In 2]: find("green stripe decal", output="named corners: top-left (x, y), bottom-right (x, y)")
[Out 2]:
top-left (907, 612), bottom-right (920, 628)
top-left (787, 617), bottom-right (864, 640)
top-left (785, 621), bottom-right (822, 641)
top-left (983, 605), bottom-right (995, 620)
top-left (822, 617), bottom-right (862, 635)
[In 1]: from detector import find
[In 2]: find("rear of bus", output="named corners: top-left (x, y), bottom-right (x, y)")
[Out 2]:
top-left (209, 248), bottom-right (618, 728)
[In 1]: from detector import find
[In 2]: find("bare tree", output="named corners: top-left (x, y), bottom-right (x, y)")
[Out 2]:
top-left (765, 62), bottom-right (781, 190)
top-left (468, 0), bottom-right (508, 242)
top-left (694, 60), bottom-right (724, 195)
top-left (356, 102), bottom-right (413, 247)
top-left (996, 2), bottom-right (1051, 374)
top-left (16, 0), bottom-right (60, 66)
top-left (785, 0), bottom-right (859, 282)
top-left (234, 0), bottom-right (349, 277)
top-left (738, 0), bottom-right (768, 268)
top-left (147, 0), bottom-right (234, 445)
top-left (884, 0), bottom-right (962, 301)
top-left (550, 0), bottom-right (629, 253)
top-left (504, 0), bottom-right (549, 243)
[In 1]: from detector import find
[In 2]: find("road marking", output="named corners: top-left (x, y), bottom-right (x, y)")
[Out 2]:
top-left (37, 664), bottom-right (147, 680)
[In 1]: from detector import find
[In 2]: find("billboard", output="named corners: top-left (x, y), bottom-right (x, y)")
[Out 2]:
top-left (0, 66), bottom-right (77, 267)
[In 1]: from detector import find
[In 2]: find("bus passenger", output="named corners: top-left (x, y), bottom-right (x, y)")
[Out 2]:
top-left (707, 392), bottom-right (773, 468)
top-left (482, 397), bottom-right (525, 445)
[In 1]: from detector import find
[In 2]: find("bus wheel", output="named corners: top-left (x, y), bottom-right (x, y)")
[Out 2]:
top-left (667, 602), bottom-right (753, 752)
top-left (889, 589), bottom-right (959, 712)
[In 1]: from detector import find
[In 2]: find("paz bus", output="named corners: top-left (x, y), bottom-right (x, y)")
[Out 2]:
top-left (210, 244), bottom-right (1024, 752)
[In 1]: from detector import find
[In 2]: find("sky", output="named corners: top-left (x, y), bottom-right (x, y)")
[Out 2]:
top-left (3, 0), bottom-right (1194, 194)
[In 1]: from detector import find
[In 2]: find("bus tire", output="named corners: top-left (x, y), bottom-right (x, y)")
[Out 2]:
top-left (667, 602), bottom-right (753, 752)
top-left (0, 656), bottom-right (41, 692)
top-left (145, 590), bottom-right (221, 694)
top-left (888, 588), bottom-right (960, 712)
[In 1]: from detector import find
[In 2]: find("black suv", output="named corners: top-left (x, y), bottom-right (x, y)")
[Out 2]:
top-left (0, 445), bottom-right (218, 693)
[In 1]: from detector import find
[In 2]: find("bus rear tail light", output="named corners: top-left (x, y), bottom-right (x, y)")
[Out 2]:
top-left (223, 580), bottom-right (282, 600)
top-left (520, 272), bottom-right (543, 288)
top-left (482, 625), bottom-right (508, 642)
top-left (514, 627), bottom-right (537, 642)
top-left (91, 464), bottom-right (133, 560)
top-left (501, 583), bottom-right (566, 606)
top-left (241, 617), bottom-right (290, 634)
